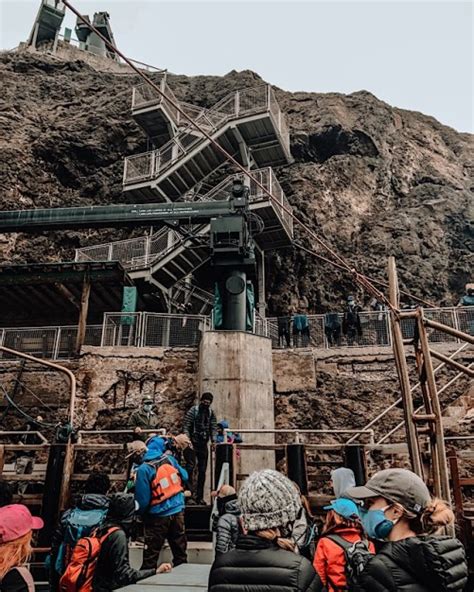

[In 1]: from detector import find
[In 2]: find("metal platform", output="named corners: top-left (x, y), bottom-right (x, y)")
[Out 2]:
top-left (27, 0), bottom-right (65, 49)
top-left (123, 84), bottom-right (293, 202)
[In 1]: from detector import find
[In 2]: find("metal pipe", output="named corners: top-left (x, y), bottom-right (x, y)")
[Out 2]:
top-left (0, 345), bottom-right (76, 428)
top-left (424, 318), bottom-right (474, 344)
top-left (429, 349), bottom-right (474, 378)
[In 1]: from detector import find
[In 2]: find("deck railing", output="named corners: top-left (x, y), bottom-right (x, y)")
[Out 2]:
top-left (123, 84), bottom-right (290, 185)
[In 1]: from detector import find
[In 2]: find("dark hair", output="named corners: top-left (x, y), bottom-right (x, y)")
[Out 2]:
top-left (84, 472), bottom-right (111, 495)
top-left (0, 479), bottom-right (13, 507)
top-left (201, 392), bottom-right (213, 402)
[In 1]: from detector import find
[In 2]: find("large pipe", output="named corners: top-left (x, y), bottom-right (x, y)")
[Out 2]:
top-left (429, 349), bottom-right (474, 378)
top-left (424, 318), bottom-right (474, 345)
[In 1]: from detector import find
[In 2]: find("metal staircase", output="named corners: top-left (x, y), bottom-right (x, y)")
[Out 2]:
top-left (76, 167), bottom-right (293, 293)
top-left (123, 83), bottom-right (292, 202)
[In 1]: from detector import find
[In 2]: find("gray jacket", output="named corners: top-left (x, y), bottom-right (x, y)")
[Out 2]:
top-left (215, 499), bottom-right (241, 555)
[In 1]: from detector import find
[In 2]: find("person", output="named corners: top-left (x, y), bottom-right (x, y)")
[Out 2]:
top-left (128, 397), bottom-right (160, 441)
top-left (183, 392), bottom-right (217, 504)
top-left (92, 493), bottom-right (172, 591)
top-left (50, 471), bottom-right (111, 586)
top-left (346, 468), bottom-right (468, 592)
top-left (314, 498), bottom-right (375, 591)
top-left (342, 296), bottom-right (362, 346)
top-left (208, 469), bottom-right (321, 592)
top-left (216, 420), bottom-right (242, 445)
top-left (291, 482), bottom-right (316, 560)
top-left (0, 504), bottom-right (44, 592)
top-left (124, 440), bottom-right (147, 493)
top-left (293, 313), bottom-right (310, 347)
top-left (214, 485), bottom-right (241, 556)
top-left (0, 480), bottom-right (13, 508)
top-left (135, 436), bottom-right (188, 569)
top-left (165, 434), bottom-right (195, 500)
top-left (330, 467), bottom-right (356, 499)
top-left (324, 312), bottom-right (341, 347)
top-left (277, 314), bottom-right (291, 348)
top-left (458, 284), bottom-right (474, 307)
top-left (370, 298), bottom-right (388, 345)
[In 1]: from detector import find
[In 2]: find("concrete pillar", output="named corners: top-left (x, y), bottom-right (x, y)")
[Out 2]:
top-left (199, 331), bottom-right (274, 490)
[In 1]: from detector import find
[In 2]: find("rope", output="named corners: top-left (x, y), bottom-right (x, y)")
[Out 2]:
top-left (61, 0), bottom-right (398, 312)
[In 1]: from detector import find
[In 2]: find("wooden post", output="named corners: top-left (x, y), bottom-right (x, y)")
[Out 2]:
top-left (416, 309), bottom-right (451, 502)
top-left (387, 257), bottom-right (423, 477)
top-left (75, 276), bottom-right (91, 355)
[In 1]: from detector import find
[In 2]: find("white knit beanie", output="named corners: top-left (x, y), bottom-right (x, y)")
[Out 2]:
top-left (238, 469), bottom-right (302, 532)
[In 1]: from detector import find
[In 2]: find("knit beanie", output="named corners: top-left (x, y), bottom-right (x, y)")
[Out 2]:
top-left (238, 469), bottom-right (301, 532)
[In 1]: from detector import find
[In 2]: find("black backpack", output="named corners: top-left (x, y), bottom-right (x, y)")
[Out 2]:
top-left (324, 534), bottom-right (372, 592)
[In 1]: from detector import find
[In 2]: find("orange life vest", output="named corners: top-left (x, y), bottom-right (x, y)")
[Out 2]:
top-left (149, 457), bottom-right (183, 505)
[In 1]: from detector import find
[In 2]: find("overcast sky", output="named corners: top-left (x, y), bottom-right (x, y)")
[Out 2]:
top-left (1, 0), bottom-right (472, 132)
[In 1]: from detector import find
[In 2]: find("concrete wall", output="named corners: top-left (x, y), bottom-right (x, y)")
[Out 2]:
top-left (199, 331), bottom-right (275, 480)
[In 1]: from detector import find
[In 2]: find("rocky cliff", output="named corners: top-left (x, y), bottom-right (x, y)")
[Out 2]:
top-left (1, 49), bottom-right (472, 311)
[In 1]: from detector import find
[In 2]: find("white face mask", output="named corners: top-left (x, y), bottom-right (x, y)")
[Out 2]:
top-left (143, 404), bottom-right (153, 413)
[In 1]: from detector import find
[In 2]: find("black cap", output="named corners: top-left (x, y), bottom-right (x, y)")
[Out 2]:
top-left (201, 392), bottom-right (213, 402)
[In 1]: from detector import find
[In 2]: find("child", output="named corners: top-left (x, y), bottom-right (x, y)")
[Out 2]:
top-left (314, 498), bottom-right (374, 591)
top-left (214, 485), bottom-right (242, 555)
top-left (0, 504), bottom-right (44, 592)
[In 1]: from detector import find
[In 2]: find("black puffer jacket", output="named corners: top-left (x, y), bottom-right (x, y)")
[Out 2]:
top-left (209, 533), bottom-right (322, 592)
top-left (215, 499), bottom-right (241, 555)
top-left (359, 535), bottom-right (468, 592)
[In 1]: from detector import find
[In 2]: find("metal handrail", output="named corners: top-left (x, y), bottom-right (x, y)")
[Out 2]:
top-left (224, 427), bottom-right (375, 444)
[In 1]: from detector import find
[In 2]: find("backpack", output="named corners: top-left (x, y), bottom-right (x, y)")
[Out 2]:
top-left (148, 455), bottom-right (183, 506)
top-left (59, 526), bottom-right (119, 592)
top-left (324, 534), bottom-right (372, 592)
top-left (55, 507), bottom-right (108, 574)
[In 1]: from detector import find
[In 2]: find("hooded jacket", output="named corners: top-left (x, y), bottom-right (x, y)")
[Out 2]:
top-left (330, 468), bottom-right (356, 499)
top-left (358, 535), bottom-right (467, 592)
top-left (134, 436), bottom-right (188, 517)
top-left (209, 533), bottom-right (322, 592)
top-left (215, 499), bottom-right (241, 555)
top-left (216, 420), bottom-right (242, 444)
top-left (313, 526), bottom-right (375, 591)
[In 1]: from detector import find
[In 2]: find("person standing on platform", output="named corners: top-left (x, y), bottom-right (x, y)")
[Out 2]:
top-left (128, 397), bottom-right (160, 441)
top-left (183, 392), bottom-right (217, 505)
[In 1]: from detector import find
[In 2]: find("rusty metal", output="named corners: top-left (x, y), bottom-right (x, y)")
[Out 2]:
top-left (429, 348), bottom-right (474, 377)
top-left (424, 318), bottom-right (474, 344)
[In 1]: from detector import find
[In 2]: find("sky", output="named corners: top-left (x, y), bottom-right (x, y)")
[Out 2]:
top-left (1, 0), bottom-right (472, 132)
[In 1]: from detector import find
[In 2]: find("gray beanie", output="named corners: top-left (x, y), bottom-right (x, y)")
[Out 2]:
top-left (238, 469), bottom-right (301, 532)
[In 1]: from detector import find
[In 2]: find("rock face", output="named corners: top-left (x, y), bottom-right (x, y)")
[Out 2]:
top-left (0, 50), bottom-right (472, 310)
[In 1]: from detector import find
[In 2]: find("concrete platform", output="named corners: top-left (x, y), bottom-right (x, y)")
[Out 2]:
top-left (129, 542), bottom-right (214, 567)
top-left (116, 563), bottom-right (210, 591)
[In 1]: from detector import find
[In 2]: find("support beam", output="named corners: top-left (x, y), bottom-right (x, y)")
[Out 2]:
top-left (429, 349), bottom-right (474, 378)
top-left (424, 318), bottom-right (474, 345)
top-left (75, 277), bottom-right (91, 355)
top-left (54, 283), bottom-right (80, 310)
top-left (387, 257), bottom-right (423, 477)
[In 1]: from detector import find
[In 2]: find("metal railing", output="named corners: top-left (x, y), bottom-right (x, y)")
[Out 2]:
top-left (0, 325), bottom-right (102, 360)
top-left (123, 83), bottom-right (290, 185)
top-left (132, 75), bottom-right (180, 127)
top-left (75, 167), bottom-right (293, 269)
top-left (101, 312), bottom-right (210, 348)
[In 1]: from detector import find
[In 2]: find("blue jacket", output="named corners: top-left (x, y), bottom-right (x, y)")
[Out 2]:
top-left (134, 437), bottom-right (188, 517)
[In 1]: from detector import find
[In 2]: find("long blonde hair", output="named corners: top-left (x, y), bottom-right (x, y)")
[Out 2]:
top-left (256, 528), bottom-right (296, 552)
top-left (0, 531), bottom-right (33, 579)
top-left (393, 498), bottom-right (454, 535)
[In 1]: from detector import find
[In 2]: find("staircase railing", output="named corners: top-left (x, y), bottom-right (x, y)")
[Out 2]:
top-left (123, 84), bottom-right (289, 185)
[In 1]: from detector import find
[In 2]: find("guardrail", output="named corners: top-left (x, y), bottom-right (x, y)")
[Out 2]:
top-left (123, 83), bottom-right (290, 185)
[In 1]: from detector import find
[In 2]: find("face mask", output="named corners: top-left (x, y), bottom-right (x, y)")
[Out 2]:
top-left (143, 404), bottom-right (152, 413)
top-left (360, 505), bottom-right (398, 540)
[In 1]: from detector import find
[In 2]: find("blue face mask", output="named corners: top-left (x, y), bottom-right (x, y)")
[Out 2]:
top-left (360, 505), bottom-right (397, 540)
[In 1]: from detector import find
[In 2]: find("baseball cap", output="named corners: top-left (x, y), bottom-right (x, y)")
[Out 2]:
top-left (142, 396), bottom-right (153, 404)
top-left (346, 468), bottom-right (431, 515)
top-left (125, 440), bottom-right (147, 459)
top-left (324, 498), bottom-right (360, 520)
top-left (0, 504), bottom-right (44, 543)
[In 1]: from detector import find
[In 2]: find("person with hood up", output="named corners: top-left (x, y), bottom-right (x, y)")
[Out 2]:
top-left (134, 436), bottom-right (188, 569)
top-left (314, 498), bottom-right (375, 591)
top-left (346, 468), bottom-right (468, 592)
top-left (208, 469), bottom-right (321, 592)
top-left (214, 485), bottom-right (242, 556)
top-left (216, 421), bottom-right (242, 445)
top-left (330, 467), bottom-right (356, 499)
top-left (93, 493), bottom-right (171, 591)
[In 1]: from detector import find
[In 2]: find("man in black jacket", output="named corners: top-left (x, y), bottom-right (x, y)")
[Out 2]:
top-left (183, 392), bottom-right (217, 505)
top-left (93, 493), bottom-right (171, 591)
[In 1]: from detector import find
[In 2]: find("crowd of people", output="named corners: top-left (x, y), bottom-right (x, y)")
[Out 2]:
top-left (0, 388), bottom-right (470, 591)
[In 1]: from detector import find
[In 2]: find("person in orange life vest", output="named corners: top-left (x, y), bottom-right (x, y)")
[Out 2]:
top-left (313, 498), bottom-right (375, 591)
top-left (134, 436), bottom-right (189, 570)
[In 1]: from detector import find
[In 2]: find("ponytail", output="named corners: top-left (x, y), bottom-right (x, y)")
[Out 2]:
top-left (255, 528), bottom-right (297, 552)
top-left (419, 498), bottom-right (454, 535)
